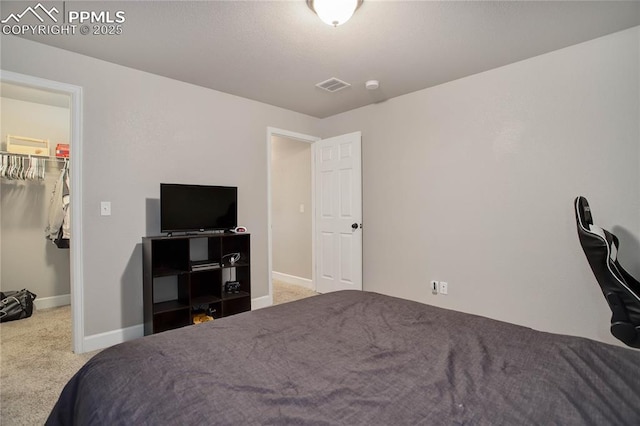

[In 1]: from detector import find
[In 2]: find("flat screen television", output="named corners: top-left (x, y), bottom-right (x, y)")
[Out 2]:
top-left (160, 183), bottom-right (237, 233)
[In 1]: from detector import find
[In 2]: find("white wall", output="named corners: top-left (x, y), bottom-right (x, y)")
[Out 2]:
top-left (271, 136), bottom-right (312, 280)
top-left (319, 27), bottom-right (640, 346)
top-left (1, 97), bottom-right (71, 299)
top-left (1, 35), bottom-right (320, 337)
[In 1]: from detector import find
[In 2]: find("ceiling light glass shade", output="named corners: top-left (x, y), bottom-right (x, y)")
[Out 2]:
top-left (308, 0), bottom-right (362, 27)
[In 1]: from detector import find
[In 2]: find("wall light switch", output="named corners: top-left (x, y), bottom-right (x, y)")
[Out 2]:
top-left (101, 201), bottom-right (111, 216)
top-left (299, 204), bottom-right (305, 213)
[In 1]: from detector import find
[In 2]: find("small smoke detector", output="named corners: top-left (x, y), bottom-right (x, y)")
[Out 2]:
top-left (315, 77), bottom-right (351, 93)
top-left (365, 80), bottom-right (379, 90)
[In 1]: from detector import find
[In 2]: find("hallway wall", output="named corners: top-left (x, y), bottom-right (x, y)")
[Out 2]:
top-left (271, 136), bottom-right (312, 281)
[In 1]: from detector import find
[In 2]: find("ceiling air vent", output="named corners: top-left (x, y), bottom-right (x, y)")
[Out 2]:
top-left (315, 77), bottom-right (351, 93)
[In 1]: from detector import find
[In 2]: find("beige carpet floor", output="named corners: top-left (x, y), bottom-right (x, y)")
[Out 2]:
top-left (0, 305), bottom-right (98, 426)
top-left (0, 281), bottom-right (317, 425)
top-left (272, 279), bottom-right (318, 305)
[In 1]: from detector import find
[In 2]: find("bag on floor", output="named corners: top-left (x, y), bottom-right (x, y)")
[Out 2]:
top-left (0, 289), bottom-right (37, 322)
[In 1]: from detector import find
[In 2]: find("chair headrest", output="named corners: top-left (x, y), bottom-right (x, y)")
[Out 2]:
top-left (575, 196), bottom-right (593, 229)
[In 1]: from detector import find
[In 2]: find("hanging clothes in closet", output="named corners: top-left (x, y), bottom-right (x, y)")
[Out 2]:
top-left (45, 160), bottom-right (70, 248)
top-left (0, 154), bottom-right (46, 181)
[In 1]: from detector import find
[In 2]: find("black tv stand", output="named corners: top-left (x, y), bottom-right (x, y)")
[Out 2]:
top-left (142, 233), bottom-right (251, 335)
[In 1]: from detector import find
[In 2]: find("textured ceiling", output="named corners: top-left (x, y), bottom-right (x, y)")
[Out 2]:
top-left (6, 1), bottom-right (640, 118)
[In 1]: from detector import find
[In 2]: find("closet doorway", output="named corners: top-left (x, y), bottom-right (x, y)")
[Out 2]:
top-left (1, 71), bottom-right (84, 353)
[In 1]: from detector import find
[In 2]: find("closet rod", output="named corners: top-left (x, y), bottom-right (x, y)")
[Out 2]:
top-left (0, 150), bottom-right (68, 163)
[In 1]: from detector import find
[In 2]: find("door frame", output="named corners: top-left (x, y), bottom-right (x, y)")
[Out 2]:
top-left (266, 127), bottom-right (320, 305)
top-left (1, 70), bottom-right (85, 353)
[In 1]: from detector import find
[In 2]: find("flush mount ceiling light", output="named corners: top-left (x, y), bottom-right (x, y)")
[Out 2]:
top-left (307, 0), bottom-right (363, 27)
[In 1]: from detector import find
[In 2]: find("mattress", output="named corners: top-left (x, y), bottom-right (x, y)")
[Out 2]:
top-left (47, 291), bottom-right (640, 425)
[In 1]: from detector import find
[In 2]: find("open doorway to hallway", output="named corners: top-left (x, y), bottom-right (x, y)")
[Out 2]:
top-left (270, 134), bottom-right (317, 303)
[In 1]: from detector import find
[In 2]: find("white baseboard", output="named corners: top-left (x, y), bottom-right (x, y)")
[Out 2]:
top-left (252, 295), bottom-right (272, 310)
top-left (34, 294), bottom-right (70, 310)
top-left (272, 271), bottom-right (314, 290)
top-left (82, 296), bottom-right (272, 353)
top-left (83, 324), bottom-right (144, 353)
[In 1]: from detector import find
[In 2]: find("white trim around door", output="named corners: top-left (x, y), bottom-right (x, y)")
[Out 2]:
top-left (1, 70), bottom-right (85, 353)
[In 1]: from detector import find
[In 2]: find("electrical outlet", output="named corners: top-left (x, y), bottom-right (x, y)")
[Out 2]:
top-left (439, 281), bottom-right (448, 295)
top-left (100, 201), bottom-right (111, 216)
top-left (430, 280), bottom-right (438, 295)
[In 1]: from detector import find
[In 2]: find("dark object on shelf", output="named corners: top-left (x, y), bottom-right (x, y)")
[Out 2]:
top-left (142, 233), bottom-right (251, 335)
top-left (575, 196), bottom-right (640, 348)
top-left (224, 281), bottom-right (241, 294)
top-left (190, 260), bottom-right (220, 271)
top-left (206, 306), bottom-right (217, 317)
top-left (0, 289), bottom-right (37, 322)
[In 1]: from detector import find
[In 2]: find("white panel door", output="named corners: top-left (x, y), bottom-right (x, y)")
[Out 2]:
top-left (315, 131), bottom-right (362, 293)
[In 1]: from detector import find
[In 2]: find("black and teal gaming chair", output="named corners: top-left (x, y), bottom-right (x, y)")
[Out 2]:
top-left (575, 196), bottom-right (640, 348)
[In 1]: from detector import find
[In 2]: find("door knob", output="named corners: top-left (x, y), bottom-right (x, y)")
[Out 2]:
top-left (351, 223), bottom-right (359, 230)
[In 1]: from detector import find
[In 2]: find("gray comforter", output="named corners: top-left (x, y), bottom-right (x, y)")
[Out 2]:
top-left (47, 291), bottom-right (640, 425)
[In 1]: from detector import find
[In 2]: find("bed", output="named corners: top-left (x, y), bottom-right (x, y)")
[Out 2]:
top-left (47, 291), bottom-right (640, 425)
